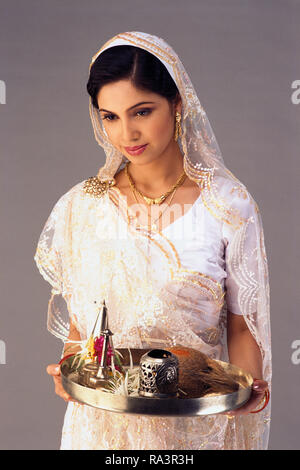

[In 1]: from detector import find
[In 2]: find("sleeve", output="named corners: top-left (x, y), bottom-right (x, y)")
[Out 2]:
top-left (222, 188), bottom-right (267, 316)
top-left (34, 198), bottom-right (64, 293)
top-left (34, 192), bottom-right (71, 342)
top-left (222, 183), bottom-right (272, 443)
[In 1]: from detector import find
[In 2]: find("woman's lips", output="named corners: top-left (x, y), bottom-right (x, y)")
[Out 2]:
top-left (125, 144), bottom-right (148, 155)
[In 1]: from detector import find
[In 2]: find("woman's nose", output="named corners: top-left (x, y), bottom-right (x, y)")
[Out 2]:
top-left (120, 119), bottom-right (140, 142)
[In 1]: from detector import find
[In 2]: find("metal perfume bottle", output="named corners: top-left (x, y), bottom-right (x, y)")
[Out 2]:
top-left (78, 300), bottom-right (115, 389)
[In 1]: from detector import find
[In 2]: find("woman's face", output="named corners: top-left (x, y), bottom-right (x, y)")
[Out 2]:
top-left (97, 79), bottom-right (181, 164)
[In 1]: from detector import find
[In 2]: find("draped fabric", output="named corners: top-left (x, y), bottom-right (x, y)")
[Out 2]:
top-left (34, 31), bottom-right (271, 450)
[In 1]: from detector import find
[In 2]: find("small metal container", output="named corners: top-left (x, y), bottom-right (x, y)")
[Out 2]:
top-left (138, 349), bottom-right (179, 398)
top-left (78, 362), bottom-right (99, 388)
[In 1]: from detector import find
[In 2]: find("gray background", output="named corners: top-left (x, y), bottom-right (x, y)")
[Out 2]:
top-left (0, 0), bottom-right (299, 450)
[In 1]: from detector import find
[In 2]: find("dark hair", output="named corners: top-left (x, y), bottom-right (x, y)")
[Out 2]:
top-left (86, 45), bottom-right (180, 110)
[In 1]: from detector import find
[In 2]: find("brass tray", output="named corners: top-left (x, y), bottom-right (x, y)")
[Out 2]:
top-left (61, 348), bottom-right (253, 417)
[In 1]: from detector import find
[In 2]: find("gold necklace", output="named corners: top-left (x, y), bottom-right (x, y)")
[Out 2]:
top-left (131, 184), bottom-right (178, 232)
top-left (125, 161), bottom-right (186, 205)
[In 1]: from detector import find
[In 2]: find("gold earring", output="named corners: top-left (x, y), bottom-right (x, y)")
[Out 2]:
top-left (174, 111), bottom-right (182, 142)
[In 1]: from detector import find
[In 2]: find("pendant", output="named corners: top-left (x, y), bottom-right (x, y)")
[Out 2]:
top-left (143, 195), bottom-right (166, 205)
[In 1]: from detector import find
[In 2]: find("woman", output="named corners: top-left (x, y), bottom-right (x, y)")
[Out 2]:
top-left (34, 31), bottom-right (271, 450)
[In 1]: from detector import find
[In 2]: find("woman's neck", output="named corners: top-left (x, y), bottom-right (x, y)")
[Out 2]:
top-left (127, 147), bottom-right (184, 195)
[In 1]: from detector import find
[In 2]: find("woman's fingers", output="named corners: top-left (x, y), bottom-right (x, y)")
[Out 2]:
top-left (252, 379), bottom-right (268, 392)
top-left (46, 363), bottom-right (61, 376)
top-left (223, 379), bottom-right (269, 416)
top-left (46, 363), bottom-right (81, 403)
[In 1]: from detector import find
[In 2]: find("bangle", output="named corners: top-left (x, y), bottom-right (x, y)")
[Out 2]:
top-left (250, 388), bottom-right (270, 414)
top-left (58, 354), bottom-right (74, 365)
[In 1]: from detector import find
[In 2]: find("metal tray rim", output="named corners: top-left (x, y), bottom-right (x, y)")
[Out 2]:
top-left (61, 355), bottom-right (253, 417)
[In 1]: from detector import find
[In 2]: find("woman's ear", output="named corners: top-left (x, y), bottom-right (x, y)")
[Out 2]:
top-left (174, 93), bottom-right (182, 115)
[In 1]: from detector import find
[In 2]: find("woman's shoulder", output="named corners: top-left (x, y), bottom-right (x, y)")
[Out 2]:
top-left (213, 174), bottom-right (260, 220)
top-left (46, 177), bottom-right (103, 220)
top-left (49, 179), bottom-right (86, 211)
top-left (51, 174), bottom-right (113, 208)
top-left (47, 175), bottom-right (117, 226)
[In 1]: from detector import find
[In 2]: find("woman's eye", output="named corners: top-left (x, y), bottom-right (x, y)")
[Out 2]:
top-left (136, 108), bottom-right (152, 117)
top-left (102, 114), bottom-right (115, 121)
top-left (102, 108), bottom-right (152, 121)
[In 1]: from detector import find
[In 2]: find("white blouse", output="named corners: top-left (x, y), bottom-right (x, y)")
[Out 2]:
top-left (157, 192), bottom-right (244, 316)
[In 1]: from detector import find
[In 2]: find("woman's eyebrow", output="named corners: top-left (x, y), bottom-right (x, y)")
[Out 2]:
top-left (99, 101), bottom-right (156, 113)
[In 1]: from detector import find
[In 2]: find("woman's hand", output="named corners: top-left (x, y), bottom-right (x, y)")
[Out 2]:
top-left (223, 378), bottom-right (269, 416)
top-left (46, 363), bottom-right (81, 404)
